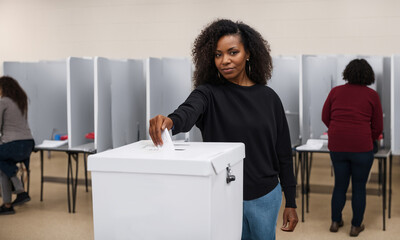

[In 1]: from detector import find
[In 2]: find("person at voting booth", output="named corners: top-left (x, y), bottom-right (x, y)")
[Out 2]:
top-left (322, 59), bottom-right (383, 237)
top-left (0, 76), bottom-right (34, 215)
top-left (149, 19), bottom-right (298, 239)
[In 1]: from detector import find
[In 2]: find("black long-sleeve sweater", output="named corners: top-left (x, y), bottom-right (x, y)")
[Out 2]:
top-left (168, 81), bottom-right (296, 208)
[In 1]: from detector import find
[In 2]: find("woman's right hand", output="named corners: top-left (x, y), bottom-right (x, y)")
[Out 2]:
top-left (149, 115), bottom-right (173, 146)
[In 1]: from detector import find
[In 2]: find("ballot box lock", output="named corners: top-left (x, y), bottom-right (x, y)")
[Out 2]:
top-left (226, 163), bottom-right (236, 184)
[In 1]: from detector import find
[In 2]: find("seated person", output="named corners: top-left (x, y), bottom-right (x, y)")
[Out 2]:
top-left (0, 76), bottom-right (34, 215)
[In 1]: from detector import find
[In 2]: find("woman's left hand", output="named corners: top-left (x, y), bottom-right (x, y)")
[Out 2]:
top-left (281, 207), bottom-right (298, 231)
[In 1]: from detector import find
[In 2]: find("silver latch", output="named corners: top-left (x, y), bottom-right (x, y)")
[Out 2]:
top-left (226, 163), bottom-right (236, 184)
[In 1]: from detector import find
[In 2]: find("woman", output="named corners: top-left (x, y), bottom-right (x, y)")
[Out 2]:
top-left (149, 19), bottom-right (298, 239)
top-left (0, 76), bottom-right (34, 215)
top-left (322, 59), bottom-right (383, 237)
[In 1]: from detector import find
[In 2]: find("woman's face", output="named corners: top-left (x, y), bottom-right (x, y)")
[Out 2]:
top-left (214, 34), bottom-right (250, 84)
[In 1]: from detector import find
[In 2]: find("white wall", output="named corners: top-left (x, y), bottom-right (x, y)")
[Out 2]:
top-left (1, 0), bottom-right (400, 74)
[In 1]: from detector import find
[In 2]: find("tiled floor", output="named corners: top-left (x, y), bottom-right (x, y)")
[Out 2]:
top-left (0, 151), bottom-right (399, 240)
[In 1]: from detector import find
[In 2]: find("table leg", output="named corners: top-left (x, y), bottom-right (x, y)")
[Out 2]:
top-left (383, 157), bottom-right (387, 231)
top-left (306, 152), bottom-right (309, 213)
top-left (300, 152), bottom-right (305, 222)
top-left (389, 154), bottom-right (392, 219)
top-left (40, 150), bottom-right (44, 201)
top-left (294, 153), bottom-right (298, 181)
top-left (72, 153), bottom-right (79, 213)
top-left (84, 153), bottom-right (88, 192)
top-left (67, 154), bottom-right (72, 213)
top-left (378, 160), bottom-right (382, 196)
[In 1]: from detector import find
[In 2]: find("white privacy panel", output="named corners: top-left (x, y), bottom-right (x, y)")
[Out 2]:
top-left (94, 57), bottom-right (113, 153)
top-left (269, 56), bottom-right (300, 146)
top-left (366, 56), bottom-right (391, 148)
top-left (110, 59), bottom-right (146, 148)
top-left (146, 58), bottom-right (193, 141)
top-left (67, 57), bottom-right (94, 148)
top-left (392, 55), bottom-right (400, 155)
top-left (381, 57), bottom-right (391, 149)
top-left (365, 56), bottom-right (386, 92)
top-left (300, 55), bottom-right (337, 144)
top-left (3, 61), bottom-right (67, 145)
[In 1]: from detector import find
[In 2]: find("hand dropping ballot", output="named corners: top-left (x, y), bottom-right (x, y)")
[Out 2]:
top-left (157, 128), bottom-right (174, 151)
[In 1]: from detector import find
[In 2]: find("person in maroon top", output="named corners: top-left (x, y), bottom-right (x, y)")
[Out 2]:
top-left (322, 59), bottom-right (383, 237)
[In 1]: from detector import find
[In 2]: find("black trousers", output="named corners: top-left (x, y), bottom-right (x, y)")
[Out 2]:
top-left (330, 151), bottom-right (374, 227)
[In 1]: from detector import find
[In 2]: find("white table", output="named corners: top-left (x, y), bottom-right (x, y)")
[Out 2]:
top-left (295, 143), bottom-right (392, 231)
top-left (34, 142), bottom-right (96, 213)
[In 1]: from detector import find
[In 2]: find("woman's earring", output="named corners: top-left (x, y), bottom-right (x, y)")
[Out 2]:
top-left (246, 59), bottom-right (251, 75)
top-left (218, 71), bottom-right (221, 79)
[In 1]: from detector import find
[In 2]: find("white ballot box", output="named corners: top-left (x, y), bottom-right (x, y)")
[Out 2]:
top-left (88, 140), bottom-right (245, 240)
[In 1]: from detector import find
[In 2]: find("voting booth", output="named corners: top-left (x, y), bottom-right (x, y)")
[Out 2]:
top-left (3, 60), bottom-right (68, 144)
top-left (392, 54), bottom-right (400, 155)
top-left (269, 56), bottom-right (300, 146)
top-left (88, 140), bottom-right (245, 240)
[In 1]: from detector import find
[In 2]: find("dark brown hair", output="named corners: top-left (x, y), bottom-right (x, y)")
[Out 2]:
top-left (0, 76), bottom-right (28, 116)
top-left (342, 59), bottom-right (375, 85)
top-left (192, 19), bottom-right (273, 87)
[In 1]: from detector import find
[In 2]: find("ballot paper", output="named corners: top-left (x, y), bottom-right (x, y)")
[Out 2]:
top-left (158, 128), bottom-right (174, 151)
top-left (296, 139), bottom-right (327, 151)
top-left (36, 139), bottom-right (68, 148)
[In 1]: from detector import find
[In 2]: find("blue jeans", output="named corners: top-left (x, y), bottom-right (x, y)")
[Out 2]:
top-left (242, 183), bottom-right (282, 240)
top-left (0, 139), bottom-right (34, 177)
top-left (330, 151), bottom-right (374, 227)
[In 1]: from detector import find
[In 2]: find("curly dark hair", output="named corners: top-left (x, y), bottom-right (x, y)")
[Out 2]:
top-left (192, 19), bottom-right (273, 87)
top-left (342, 59), bottom-right (375, 85)
top-left (0, 76), bottom-right (29, 116)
